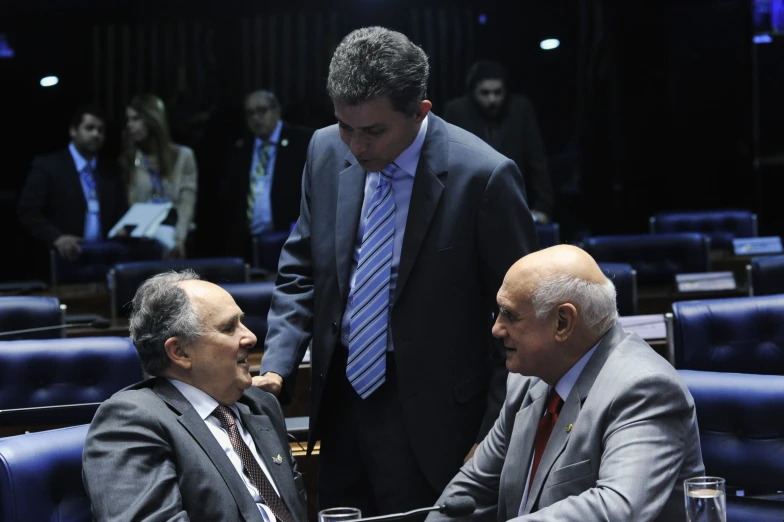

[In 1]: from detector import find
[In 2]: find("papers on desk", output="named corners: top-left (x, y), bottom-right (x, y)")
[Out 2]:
top-left (675, 271), bottom-right (736, 293)
top-left (618, 314), bottom-right (667, 340)
top-left (732, 236), bottom-right (783, 256)
top-left (108, 202), bottom-right (173, 239)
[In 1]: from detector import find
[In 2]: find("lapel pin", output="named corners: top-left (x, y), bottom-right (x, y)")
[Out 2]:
top-left (281, 139), bottom-right (289, 147)
top-left (272, 454), bottom-right (283, 465)
top-left (566, 423), bottom-right (573, 433)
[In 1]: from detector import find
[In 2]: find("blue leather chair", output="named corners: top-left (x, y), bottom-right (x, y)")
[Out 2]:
top-left (253, 230), bottom-right (291, 271)
top-left (650, 210), bottom-right (757, 250)
top-left (0, 336), bottom-right (141, 431)
top-left (670, 295), bottom-right (784, 373)
top-left (748, 254), bottom-right (784, 296)
top-left (220, 282), bottom-right (275, 343)
top-left (598, 262), bottom-right (637, 316)
top-left (109, 257), bottom-right (250, 321)
top-left (50, 239), bottom-right (164, 287)
top-left (0, 425), bottom-right (91, 522)
top-left (535, 223), bottom-right (561, 249)
top-left (582, 233), bottom-right (711, 285)
top-left (727, 497), bottom-right (784, 522)
top-left (0, 296), bottom-right (64, 340)
top-left (679, 370), bottom-right (784, 496)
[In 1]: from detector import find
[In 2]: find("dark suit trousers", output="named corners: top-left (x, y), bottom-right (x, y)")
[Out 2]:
top-left (318, 347), bottom-right (438, 520)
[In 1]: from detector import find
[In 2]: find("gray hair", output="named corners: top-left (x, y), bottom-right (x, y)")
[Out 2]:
top-left (129, 270), bottom-right (203, 376)
top-left (245, 89), bottom-right (280, 109)
top-left (531, 274), bottom-right (619, 337)
top-left (327, 26), bottom-right (430, 116)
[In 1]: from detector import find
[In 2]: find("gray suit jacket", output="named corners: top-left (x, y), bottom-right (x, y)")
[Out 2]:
top-left (260, 113), bottom-right (539, 490)
top-left (427, 324), bottom-right (705, 522)
top-left (83, 378), bottom-right (308, 522)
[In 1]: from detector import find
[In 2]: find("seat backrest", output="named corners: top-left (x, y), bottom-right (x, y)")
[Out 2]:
top-left (651, 210), bottom-right (756, 249)
top-left (253, 230), bottom-right (291, 271)
top-left (535, 223), bottom-right (561, 249)
top-left (598, 262), bottom-right (637, 316)
top-left (220, 282), bottom-right (275, 342)
top-left (0, 336), bottom-right (141, 429)
top-left (751, 254), bottom-right (784, 296)
top-left (0, 425), bottom-right (91, 522)
top-left (727, 497), bottom-right (784, 522)
top-left (679, 370), bottom-right (784, 493)
top-left (0, 296), bottom-right (63, 340)
top-left (111, 257), bottom-right (249, 319)
top-left (583, 233), bottom-right (711, 285)
top-left (671, 294), bottom-right (784, 374)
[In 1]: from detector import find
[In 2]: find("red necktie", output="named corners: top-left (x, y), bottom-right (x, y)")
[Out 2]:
top-left (528, 388), bottom-right (564, 490)
top-left (212, 405), bottom-right (294, 522)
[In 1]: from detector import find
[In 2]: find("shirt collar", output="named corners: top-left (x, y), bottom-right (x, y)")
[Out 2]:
top-left (167, 378), bottom-right (241, 420)
top-left (68, 142), bottom-right (97, 173)
top-left (388, 114), bottom-right (428, 178)
top-left (254, 119), bottom-right (284, 150)
top-left (554, 340), bottom-right (600, 402)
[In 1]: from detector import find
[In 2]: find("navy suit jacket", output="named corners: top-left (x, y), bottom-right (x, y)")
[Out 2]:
top-left (260, 113), bottom-right (539, 491)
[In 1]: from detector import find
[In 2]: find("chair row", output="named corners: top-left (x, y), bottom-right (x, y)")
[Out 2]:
top-left (3, 369), bottom-right (783, 521)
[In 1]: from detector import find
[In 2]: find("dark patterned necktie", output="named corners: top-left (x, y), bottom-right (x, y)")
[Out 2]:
top-left (212, 405), bottom-right (294, 522)
top-left (528, 388), bottom-right (564, 491)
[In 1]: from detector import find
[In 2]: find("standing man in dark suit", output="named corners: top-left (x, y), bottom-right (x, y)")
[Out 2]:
top-left (254, 27), bottom-right (539, 517)
top-left (220, 90), bottom-right (312, 264)
top-left (444, 60), bottom-right (554, 224)
top-left (17, 104), bottom-right (127, 260)
top-left (83, 270), bottom-right (308, 522)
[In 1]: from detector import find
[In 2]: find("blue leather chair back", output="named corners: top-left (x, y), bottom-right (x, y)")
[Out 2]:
top-left (111, 257), bottom-right (249, 319)
top-left (220, 282), bottom-right (275, 343)
top-left (0, 337), bottom-right (141, 428)
top-left (598, 262), bottom-right (637, 316)
top-left (0, 296), bottom-right (63, 340)
top-left (52, 239), bottom-right (164, 286)
top-left (651, 210), bottom-right (756, 249)
top-left (535, 223), bottom-right (561, 249)
top-left (672, 295), bottom-right (784, 374)
top-left (750, 254), bottom-right (784, 297)
top-left (679, 370), bottom-right (784, 493)
top-left (253, 230), bottom-right (291, 271)
top-left (727, 497), bottom-right (784, 522)
top-left (582, 233), bottom-right (711, 285)
top-left (0, 425), bottom-right (91, 522)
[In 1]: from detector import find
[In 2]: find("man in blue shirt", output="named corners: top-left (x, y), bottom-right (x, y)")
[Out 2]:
top-left (18, 105), bottom-right (127, 260)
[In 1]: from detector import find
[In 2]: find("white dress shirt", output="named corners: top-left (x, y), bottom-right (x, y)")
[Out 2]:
top-left (168, 379), bottom-right (280, 521)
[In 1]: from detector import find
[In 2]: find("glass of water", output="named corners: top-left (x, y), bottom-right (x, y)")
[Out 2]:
top-left (318, 507), bottom-right (362, 522)
top-left (684, 476), bottom-right (726, 522)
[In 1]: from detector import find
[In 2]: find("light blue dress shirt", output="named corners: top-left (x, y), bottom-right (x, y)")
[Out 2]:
top-left (340, 115), bottom-right (429, 351)
top-left (250, 120), bottom-right (283, 235)
top-left (519, 341), bottom-right (600, 514)
top-left (68, 142), bottom-right (101, 242)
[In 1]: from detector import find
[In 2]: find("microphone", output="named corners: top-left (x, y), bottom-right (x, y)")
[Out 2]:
top-left (0, 318), bottom-right (112, 338)
top-left (353, 497), bottom-right (476, 522)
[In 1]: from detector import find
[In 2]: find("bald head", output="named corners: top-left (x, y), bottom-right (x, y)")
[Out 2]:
top-left (508, 245), bottom-right (608, 293)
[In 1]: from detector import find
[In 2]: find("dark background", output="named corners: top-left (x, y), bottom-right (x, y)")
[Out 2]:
top-left (1, 0), bottom-right (782, 280)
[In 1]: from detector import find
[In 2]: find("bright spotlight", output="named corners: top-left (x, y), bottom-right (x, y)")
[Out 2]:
top-left (540, 39), bottom-right (560, 50)
top-left (40, 76), bottom-right (59, 87)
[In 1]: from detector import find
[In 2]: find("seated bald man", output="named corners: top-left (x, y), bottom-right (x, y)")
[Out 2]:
top-left (427, 245), bottom-right (704, 522)
top-left (83, 270), bottom-right (308, 522)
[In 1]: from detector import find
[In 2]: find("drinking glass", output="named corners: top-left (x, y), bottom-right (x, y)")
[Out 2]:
top-left (684, 476), bottom-right (726, 522)
top-left (318, 507), bottom-right (362, 522)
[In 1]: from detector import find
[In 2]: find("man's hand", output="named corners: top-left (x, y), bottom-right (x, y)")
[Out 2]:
top-left (531, 210), bottom-right (551, 225)
top-left (252, 371), bottom-right (283, 396)
top-left (54, 234), bottom-right (83, 261)
top-left (463, 443), bottom-right (479, 464)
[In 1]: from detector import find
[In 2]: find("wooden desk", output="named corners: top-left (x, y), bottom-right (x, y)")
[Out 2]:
top-left (68, 319), bottom-right (130, 338)
top-left (637, 284), bottom-right (750, 315)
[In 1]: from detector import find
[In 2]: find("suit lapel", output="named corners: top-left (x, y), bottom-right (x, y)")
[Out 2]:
top-left (335, 154), bottom-right (366, 300)
top-left (238, 405), bottom-right (306, 521)
top-left (522, 324), bottom-right (627, 514)
top-left (394, 115), bottom-right (447, 303)
top-left (154, 380), bottom-right (264, 522)
top-left (505, 380), bottom-right (548, 518)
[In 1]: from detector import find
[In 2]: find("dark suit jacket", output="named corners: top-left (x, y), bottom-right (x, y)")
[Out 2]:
top-left (17, 148), bottom-right (127, 246)
top-left (260, 113), bottom-right (539, 492)
top-left (220, 123), bottom-right (313, 260)
top-left (83, 378), bottom-right (308, 522)
top-left (443, 94), bottom-right (553, 216)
